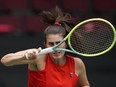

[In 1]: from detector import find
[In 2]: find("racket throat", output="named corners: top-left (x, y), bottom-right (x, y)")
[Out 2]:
top-left (36, 47), bottom-right (54, 55)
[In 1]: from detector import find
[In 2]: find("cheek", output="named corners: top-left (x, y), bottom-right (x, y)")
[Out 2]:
top-left (45, 44), bottom-right (49, 48)
top-left (59, 42), bottom-right (67, 48)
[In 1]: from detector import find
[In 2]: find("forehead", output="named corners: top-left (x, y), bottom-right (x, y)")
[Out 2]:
top-left (46, 34), bottom-right (63, 42)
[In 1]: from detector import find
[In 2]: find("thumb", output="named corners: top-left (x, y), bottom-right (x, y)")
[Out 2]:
top-left (38, 47), bottom-right (42, 52)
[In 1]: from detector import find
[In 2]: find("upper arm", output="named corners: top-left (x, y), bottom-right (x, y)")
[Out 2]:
top-left (74, 58), bottom-right (90, 87)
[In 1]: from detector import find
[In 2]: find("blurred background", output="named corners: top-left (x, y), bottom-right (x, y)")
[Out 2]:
top-left (0, 0), bottom-right (116, 87)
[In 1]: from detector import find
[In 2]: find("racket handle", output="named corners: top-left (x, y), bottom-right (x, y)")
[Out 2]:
top-left (36, 47), bottom-right (54, 56)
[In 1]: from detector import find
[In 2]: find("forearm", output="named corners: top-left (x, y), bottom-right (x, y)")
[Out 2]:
top-left (1, 50), bottom-right (27, 66)
top-left (1, 48), bottom-right (40, 66)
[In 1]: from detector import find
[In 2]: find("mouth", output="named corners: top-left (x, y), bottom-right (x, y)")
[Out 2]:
top-left (51, 50), bottom-right (65, 59)
top-left (53, 50), bottom-right (61, 54)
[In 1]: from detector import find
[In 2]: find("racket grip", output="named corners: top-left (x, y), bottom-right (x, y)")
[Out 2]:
top-left (36, 47), bottom-right (54, 56)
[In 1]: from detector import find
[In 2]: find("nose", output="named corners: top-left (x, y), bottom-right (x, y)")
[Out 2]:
top-left (52, 42), bottom-right (59, 46)
top-left (53, 42), bottom-right (58, 46)
top-left (49, 41), bottom-right (60, 47)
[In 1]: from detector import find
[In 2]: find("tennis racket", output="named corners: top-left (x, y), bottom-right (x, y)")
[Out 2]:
top-left (36, 18), bottom-right (116, 57)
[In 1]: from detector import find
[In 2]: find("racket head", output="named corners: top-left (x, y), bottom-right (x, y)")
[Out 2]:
top-left (68, 18), bottom-right (116, 57)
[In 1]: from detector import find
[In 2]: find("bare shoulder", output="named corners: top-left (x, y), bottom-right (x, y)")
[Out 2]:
top-left (73, 57), bottom-right (86, 74)
top-left (29, 54), bottom-right (46, 71)
top-left (74, 57), bottom-right (85, 66)
top-left (35, 54), bottom-right (46, 63)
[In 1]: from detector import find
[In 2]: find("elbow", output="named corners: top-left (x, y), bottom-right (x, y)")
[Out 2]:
top-left (1, 57), bottom-right (13, 67)
top-left (1, 58), bottom-right (9, 66)
top-left (1, 58), bottom-right (7, 66)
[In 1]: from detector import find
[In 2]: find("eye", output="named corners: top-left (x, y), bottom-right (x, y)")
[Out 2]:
top-left (48, 42), bottom-right (54, 46)
top-left (56, 41), bottom-right (60, 45)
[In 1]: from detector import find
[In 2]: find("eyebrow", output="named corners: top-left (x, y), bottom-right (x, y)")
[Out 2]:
top-left (49, 41), bottom-right (60, 44)
top-left (48, 41), bottom-right (61, 45)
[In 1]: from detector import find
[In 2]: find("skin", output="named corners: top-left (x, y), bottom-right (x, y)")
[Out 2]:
top-left (1, 34), bottom-right (90, 87)
top-left (45, 34), bottom-right (67, 65)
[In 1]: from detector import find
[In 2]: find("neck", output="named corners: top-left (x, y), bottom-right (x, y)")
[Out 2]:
top-left (52, 57), bottom-right (66, 66)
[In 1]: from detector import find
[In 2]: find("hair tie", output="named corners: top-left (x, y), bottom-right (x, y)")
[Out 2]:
top-left (54, 22), bottom-right (61, 26)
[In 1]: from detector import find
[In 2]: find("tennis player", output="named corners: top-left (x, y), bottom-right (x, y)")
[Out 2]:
top-left (1, 6), bottom-right (90, 87)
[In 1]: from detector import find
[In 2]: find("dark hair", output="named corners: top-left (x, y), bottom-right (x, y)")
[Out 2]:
top-left (40, 6), bottom-right (75, 43)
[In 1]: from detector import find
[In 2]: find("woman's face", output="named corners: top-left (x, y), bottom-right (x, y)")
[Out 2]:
top-left (45, 34), bottom-right (67, 60)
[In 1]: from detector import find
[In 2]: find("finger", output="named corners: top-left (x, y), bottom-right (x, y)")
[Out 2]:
top-left (38, 47), bottom-right (42, 52)
top-left (25, 50), bottom-right (36, 60)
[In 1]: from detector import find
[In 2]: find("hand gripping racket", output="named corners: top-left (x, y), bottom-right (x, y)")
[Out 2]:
top-left (36, 18), bottom-right (116, 57)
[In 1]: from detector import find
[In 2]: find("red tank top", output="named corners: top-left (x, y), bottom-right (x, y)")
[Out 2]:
top-left (28, 54), bottom-right (78, 87)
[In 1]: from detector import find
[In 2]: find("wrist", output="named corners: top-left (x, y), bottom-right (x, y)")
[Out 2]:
top-left (23, 52), bottom-right (29, 60)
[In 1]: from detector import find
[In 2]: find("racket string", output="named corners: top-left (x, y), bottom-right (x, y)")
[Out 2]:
top-left (70, 21), bottom-right (114, 54)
